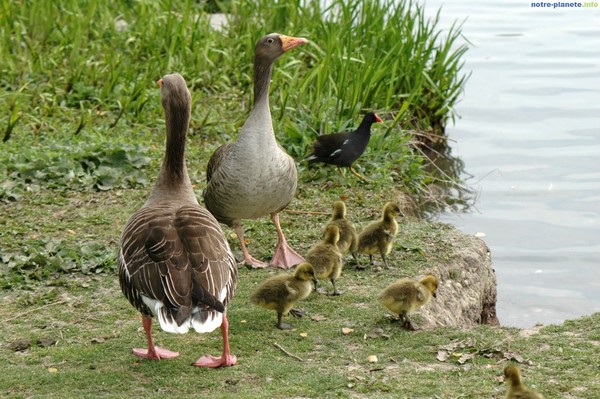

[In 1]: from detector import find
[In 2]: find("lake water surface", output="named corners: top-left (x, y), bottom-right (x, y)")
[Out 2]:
top-left (422, 1), bottom-right (600, 327)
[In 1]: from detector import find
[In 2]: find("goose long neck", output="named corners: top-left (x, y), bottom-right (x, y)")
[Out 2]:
top-left (253, 57), bottom-right (273, 106)
top-left (162, 104), bottom-right (189, 183)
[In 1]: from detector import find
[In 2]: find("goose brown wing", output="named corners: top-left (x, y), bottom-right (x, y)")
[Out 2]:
top-left (174, 205), bottom-right (237, 309)
top-left (206, 142), bottom-right (233, 183)
top-left (118, 205), bottom-right (236, 318)
top-left (119, 206), bottom-right (197, 316)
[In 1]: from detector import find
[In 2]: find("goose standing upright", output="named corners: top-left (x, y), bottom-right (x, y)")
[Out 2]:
top-left (118, 74), bottom-right (237, 368)
top-left (203, 33), bottom-right (308, 269)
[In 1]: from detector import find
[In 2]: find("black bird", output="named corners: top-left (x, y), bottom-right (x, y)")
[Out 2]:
top-left (305, 112), bottom-right (382, 181)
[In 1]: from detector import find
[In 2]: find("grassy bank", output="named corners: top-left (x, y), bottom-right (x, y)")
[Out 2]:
top-left (1, 186), bottom-right (599, 398)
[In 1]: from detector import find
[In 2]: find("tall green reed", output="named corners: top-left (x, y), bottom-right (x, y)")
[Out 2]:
top-left (0, 0), bottom-right (470, 206)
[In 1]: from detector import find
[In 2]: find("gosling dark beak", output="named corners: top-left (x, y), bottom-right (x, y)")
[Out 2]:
top-left (433, 292), bottom-right (437, 299)
top-left (313, 278), bottom-right (318, 288)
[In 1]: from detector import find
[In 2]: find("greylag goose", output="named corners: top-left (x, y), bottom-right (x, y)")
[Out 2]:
top-left (325, 200), bottom-right (359, 264)
top-left (118, 73), bottom-right (237, 368)
top-left (305, 112), bottom-right (382, 181)
top-left (357, 202), bottom-right (402, 269)
top-left (504, 364), bottom-right (544, 399)
top-left (203, 33), bottom-right (307, 269)
top-left (250, 262), bottom-right (317, 330)
top-left (378, 275), bottom-right (438, 330)
top-left (306, 224), bottom-right (343, 295)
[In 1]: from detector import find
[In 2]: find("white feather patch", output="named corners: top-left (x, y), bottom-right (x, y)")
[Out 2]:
top-left (191, 310), bottom-right (222, 333)
top-left (141, 296), bottom-right (190, 334)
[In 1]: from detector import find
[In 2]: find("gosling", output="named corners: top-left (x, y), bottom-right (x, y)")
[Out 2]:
top-left (504, 364), bottom-right (544, 399)
top-left (378, 275), bottom-right (438, 330)
top-left (325, 200), bottom-right (359, 264)
top-left (306, 224), bottom-right (343, 295)
top-left (357, 202), bottom-right (402, 269)
top-left (250, 262), bottom-right (317, 330)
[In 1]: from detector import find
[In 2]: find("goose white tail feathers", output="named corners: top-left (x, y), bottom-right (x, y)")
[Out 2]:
top-left (141, 288), bottom-right (227, 334)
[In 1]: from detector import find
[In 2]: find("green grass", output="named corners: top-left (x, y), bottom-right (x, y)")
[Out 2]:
top-left (1, 188), bottom-right (599, 398)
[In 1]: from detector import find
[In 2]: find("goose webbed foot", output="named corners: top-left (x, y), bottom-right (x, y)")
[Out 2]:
top-left (193, 354), bottom-right (238, 368)
top-left (270, 212), bottom-right (304, 269)
top-left (134, 316), bottom-right (180, 360)
top-left (193, 315), bottom-right (237, 367)
top-left (271, 242), bottom-right (304, 269)
top-left (234, 222), bottom-right (269, 268)
top-left (289, 308), bottom-right (306, 318)
top-left (276, 312), bottom-right (294, 329)
top-left (133, 346), bottom-right (179, 360)
top-left (242, 255), bottom-right (270, 269)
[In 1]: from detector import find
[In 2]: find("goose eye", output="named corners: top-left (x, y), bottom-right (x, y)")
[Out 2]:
top-left (267, 37), bottom-right (275, 44)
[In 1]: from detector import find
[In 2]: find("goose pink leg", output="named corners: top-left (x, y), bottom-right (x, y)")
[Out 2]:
top-left (132, 316), bottom-right (179, 360)
top-left (233, 221), bottom-right (269, 268)
top-left (270, 212), bottom-right (304, 269)
top-left (193, 315), bottom-right (237, 368)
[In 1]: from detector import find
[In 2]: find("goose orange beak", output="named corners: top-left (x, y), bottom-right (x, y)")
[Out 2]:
top-left (157, 79), bottom-right (164, 88)
top-left (375, 113), bottom-right (383, 123)
top-left (280, 35), bottom-right (308, 52)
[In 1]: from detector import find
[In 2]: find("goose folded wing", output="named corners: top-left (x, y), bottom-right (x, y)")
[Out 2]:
top-left (174, 206), bottom-right (237, 311)
top-left (205, 142), bottom-right (233, 183)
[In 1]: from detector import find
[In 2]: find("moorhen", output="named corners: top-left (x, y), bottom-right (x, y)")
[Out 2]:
top-left (305, 112), bottom-right (382, 181)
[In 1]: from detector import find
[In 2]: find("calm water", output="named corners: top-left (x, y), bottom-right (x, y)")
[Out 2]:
top-left (423, 1), bottom-right (600, 327)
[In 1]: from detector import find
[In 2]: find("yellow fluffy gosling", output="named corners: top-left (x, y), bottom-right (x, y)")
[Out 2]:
top-left (325, 200), bottom-right (359, 264)
top-left (504, 364), bottom-right (544, 399)
top-left (250, 262), bottom-right (317, 330)
top-left (357, 202), bottom-right (401, 269)
top-left (378, 275), bottom-right (438, 330)
top-left (306, 225), bottom-right (343, 295)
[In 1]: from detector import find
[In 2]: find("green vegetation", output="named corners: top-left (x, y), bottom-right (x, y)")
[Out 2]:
top-left (0, 187), bottom-right (600, 398)
top-left (1, 186), bottom-right (599, 398)
top-left (1, 0), bottom-right (470, 204)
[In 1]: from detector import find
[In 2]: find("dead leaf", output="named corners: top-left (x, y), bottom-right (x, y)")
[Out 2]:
top-left (457, 353), bottom-right (474, 364)
top-left (299, 332), bottom-right (308, 338)
top-left (342, 328), bottom-right (354, 335)
top-left (48, 368), bottom-right (58, 373)
top-left (310, 314), bottom-right (327, 322)
top-left (436, 350), bottom-right (449, 362)
top-left (367, 355), bottom-right (378, 363)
